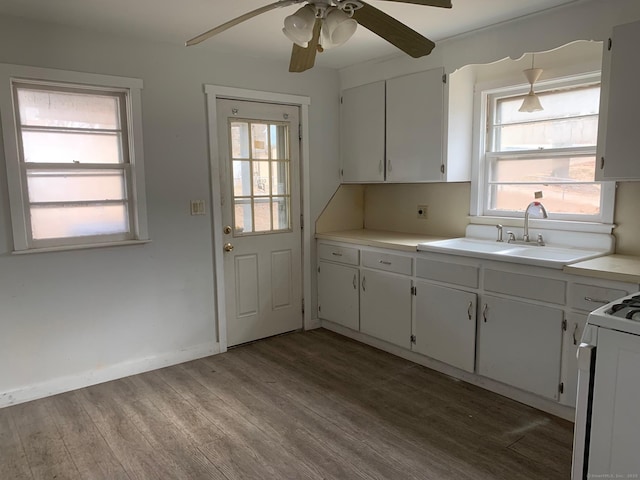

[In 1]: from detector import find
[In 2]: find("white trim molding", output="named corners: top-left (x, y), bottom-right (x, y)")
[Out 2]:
top-left (204, 85), bottom-right (312, 353)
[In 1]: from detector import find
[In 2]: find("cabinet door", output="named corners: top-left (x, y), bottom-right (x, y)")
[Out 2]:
top-left (340, 81), bottom-right (385, 183)
top-left (597, 19), bottom-right (640, 180)
top-left (413, 281), bottom-right (476, 372)
top-left (477, 295), bottom-right (563, 400)
top-left (386, 68), bottom-right (444, 183)
top-left (360, 269), bottom-right (412, 349)
top-left (318, 261), bottom-right (359, 331)
top-left (589, 328), bottom-right (640, 476)
top-left (559, 312), bottom-right (587, 407)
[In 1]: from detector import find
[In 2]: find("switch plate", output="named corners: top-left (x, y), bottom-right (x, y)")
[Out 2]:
top-left (417, 205), bottom-right (428, 219)
top-left (190, 200), bottom-right (206, 215)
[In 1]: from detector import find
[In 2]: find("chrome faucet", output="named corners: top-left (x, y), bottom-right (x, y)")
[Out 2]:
top-left (523, 201), bottom-right (548, 242)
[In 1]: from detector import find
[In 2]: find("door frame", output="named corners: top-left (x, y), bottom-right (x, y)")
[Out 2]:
top-left (205, 85), bottom-right (312, 353)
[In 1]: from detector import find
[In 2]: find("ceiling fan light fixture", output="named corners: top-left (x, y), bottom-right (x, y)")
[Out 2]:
top-left (282, 4), bottom-right (317, 47)
top-left (321, 8), bottom-right (357, 49)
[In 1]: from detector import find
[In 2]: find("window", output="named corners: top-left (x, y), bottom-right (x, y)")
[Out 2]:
top-left (479, 74), bottom-right (614, 223)
top-left (0, 64), bottom-right (148, 252)
top-left (229, 119), bottom-right (291, 235)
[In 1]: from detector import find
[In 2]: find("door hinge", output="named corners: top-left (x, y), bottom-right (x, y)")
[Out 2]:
top-left (340, 168), bottom-right (344, 177)
top-left (298, 123), bottom-right (302, 140)
top-left (600, 156), bottom-right (605, 170)
top-left (340, 96), bottom-right (343, 104)
top-left (411, 286), bottom-right (417, 296)
top-left (410, 334), bottom-right (416, 344)
top-left (318, 266), bottom-right (320, 273)
top-left (608, 37), bottom-right (612, 51)
top-left (300, 214), bottom-right (304, 230)
top-left (442, 74), bottom-right (447, 84)
top-left (559, 382), bottom-right (564, 395)
top-left (562, 319), bottom-right (567, 331)
top-left (440, 164), bottom-right (445, 174)
top-left (302, 298), bottom-right (305, 315)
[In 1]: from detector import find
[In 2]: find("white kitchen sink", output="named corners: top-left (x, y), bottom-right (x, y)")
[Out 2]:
top-left (417, 237), bottom-right (607, 268)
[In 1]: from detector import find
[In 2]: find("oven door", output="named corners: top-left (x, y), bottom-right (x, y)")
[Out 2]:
top-left (572, 341), bottom-right (596, 480)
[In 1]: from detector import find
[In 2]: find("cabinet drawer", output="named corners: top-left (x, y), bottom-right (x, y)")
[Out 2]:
top-left (318, 244), bottom-right (359, 265)
top-left (362, 250), bottom-right (412, 275)
top-left (416, 258), bottom-right (479, 288)
top-left (568, 283), bottom-right (630, 312)
top-left (484, 269), bottom-right (566, 305)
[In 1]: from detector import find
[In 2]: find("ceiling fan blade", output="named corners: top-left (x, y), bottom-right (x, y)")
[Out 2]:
top-left (289, 19), bottom-right (322, 73)
top-left (186, 0), bottom-right (298, 46)
top-left (379, 0), bottom-right (452, 8)
top-left (353, 2), bottom-right (436, 58)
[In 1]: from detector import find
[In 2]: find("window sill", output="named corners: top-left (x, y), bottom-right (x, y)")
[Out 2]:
top-left (468, 216), bottom-right (615, 234)
top-left (11, 239), bottom-right (152, 255)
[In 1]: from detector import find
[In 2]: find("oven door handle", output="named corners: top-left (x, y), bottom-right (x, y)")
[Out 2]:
top-left (572, 342), bottom-right (597, 480)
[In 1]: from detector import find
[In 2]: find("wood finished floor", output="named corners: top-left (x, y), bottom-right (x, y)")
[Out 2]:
top-left (0, 329), bottom-right (574, 480)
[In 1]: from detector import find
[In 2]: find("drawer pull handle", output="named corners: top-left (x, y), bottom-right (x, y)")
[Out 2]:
top-left (331, 252), bottom-right (343, 257)
top-left (379, 260), bottom-right (392, 265)
top-left (353, 274), bottom-right (357, 290)
top-left (584, 296), bottom-right (608, 304)
top-left (467, 301), bottom-right (473, 320)
top-left (573, 323), bottom-right (579, 346)
top-left (482, 304), bottom-right (488, 323)
top-left (362, 276), bottom-right (366, 292)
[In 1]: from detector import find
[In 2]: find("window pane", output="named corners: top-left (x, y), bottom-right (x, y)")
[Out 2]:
top-left (253, 161), bottom-right (270, 196)
top-left (270, 124), bottom-right (288, 160)
top-left (233, 161), bottom-right (251, 196)
top-left (17, 88), bottom-right (120, 129)
top-left (272, 162), bottom-right (289, 195)
top-left (22, 130), bottom-right (123, 164)
top-left (234, 199), bottom-right (253, 234)
top-left (31, 204), bottom-right (129, 239)
top-left (272, 196), bottom-right (290, 230)
top-left (251, 124), bottom-right (269, 159)
top-left (491, 156), bottom-right (596, 183)
top-left (496, 85), bottom-right (600, 125)
top-left (27, 169), bottom-right (126, 202)
top-left (493, 116), bottom-right (598, 151)
top-left (230, 122), bottom-right (249, 159)
top-left (254, 198), bottom-right (271, 232)
top-left (490, 183), bottom-right (601, 216)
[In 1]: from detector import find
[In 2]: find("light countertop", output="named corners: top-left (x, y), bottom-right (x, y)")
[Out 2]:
top-left (315, 229), bottom-right (450, 252)
top-left (564, 254), bottom-right (640, 285)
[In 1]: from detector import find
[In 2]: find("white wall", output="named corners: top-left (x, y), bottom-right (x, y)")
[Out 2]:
top-left (0, 15), bottom-right (341, 406)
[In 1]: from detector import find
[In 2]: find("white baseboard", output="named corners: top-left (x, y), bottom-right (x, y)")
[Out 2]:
top-left (305, 316), bottom-right (322, 330)
top-left (0, 342), bottom-right (220, 409)
top-left (321, 320), bottom-right (576, 422)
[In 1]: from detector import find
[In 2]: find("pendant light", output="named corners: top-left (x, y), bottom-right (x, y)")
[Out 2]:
top-left (519, 54), bottom-right (544, 113)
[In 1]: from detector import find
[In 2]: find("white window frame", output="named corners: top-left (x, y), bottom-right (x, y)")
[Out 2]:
top-left (472, 72), bottom-right (615, 228)
top-left (0, 64), bottom-right (149, 253)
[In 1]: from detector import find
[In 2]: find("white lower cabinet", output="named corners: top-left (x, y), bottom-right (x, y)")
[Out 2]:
top-left (560, 312), bottom-right (587, 407)
top-left (360, 269), bottom-right (412, 349)
top-left (478, 295), bottom-right (564, 400)
top-left (413, 281), bottom-right (477, 373)
top-left (317, 261), bottom-right (360, 331)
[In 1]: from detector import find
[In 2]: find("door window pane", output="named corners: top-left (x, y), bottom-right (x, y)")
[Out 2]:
top-left (272, 197), bottom-right (290, 230)
top-left (251, 124), bottom-right (269, 159)
top-left (230, 122), bottom-right (250, 159)
top-left (270, 124), bottom-right (288, 159)
top-left (233, 161), bottom-right (251, 196)
top-left (272, 162), bottom-right (289, 195)
top-left (253, 198), bottom-right (271, 232)
top-left (22, 131), bottom-right (123, 164)
top-left (31, 204), bottom-right (129, 239)
top-left (234, 199), bottom-right (253, 234)
top-left (253, 161), bottom-right (270, 196)
top-left (27, 169), bottom-right (126, 203)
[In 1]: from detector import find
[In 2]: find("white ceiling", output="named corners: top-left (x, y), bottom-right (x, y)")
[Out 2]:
top-left (0, 0), bottom-right (582, 69)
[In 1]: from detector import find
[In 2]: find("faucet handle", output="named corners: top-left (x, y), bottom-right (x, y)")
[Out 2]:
top-left (496, 224), bottom-right (503, 242)
top-left (506, 231), bottom-right (516, 243)
top-left (537, 233), bottom-right (545, 246)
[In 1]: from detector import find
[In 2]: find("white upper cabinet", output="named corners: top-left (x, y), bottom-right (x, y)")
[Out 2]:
top-left (340, 81), bottom-right (385, 183)
top-left (340, 67), bottom-right (473, 183)
top-left (596, 19), bottom-right (640, 180)
top-left (386, 69), bottom-right (444, 182)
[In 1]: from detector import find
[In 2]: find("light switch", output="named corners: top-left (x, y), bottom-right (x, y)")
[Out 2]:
top-left (190, 200), bottom-right (206, 215)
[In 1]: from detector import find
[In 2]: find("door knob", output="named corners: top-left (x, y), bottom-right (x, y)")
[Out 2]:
top-left (223, 225), bottom-right (232, 235)
top-left (223, 242), bottom-right (234, 252)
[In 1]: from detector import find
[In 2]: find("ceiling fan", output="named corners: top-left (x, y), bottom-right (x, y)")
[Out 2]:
top-left (186, 0), bottom-right (452, 73)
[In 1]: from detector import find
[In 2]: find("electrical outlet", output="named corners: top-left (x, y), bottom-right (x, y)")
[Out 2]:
top-left (417, 205), bottom-right (428, 219)
top-left (190, 200), bottom-right (206, 215)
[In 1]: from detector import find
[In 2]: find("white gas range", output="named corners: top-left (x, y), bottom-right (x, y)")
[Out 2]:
top-left (572, 292), bottom-right (640, 479)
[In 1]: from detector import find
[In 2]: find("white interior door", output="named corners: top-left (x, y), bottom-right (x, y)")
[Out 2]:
top-left (217, 99), bottom-right (302, 347)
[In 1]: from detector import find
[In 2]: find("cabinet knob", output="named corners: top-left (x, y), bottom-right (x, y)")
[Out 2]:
top-left (353, 274), bottom-right (357, 290)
